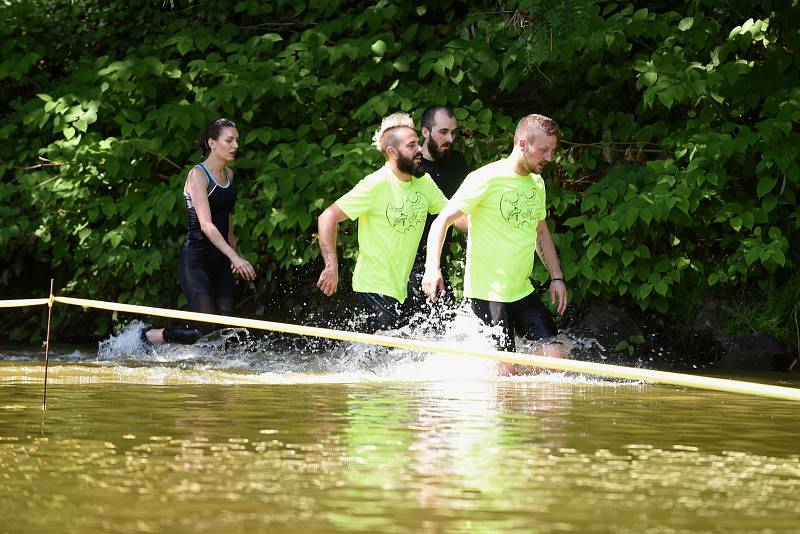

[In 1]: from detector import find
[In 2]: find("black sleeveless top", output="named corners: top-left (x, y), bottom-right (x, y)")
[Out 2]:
top-left (182, 163), bottom-right (235, 265)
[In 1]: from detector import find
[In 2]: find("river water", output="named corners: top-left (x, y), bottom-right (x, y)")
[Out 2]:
top-left (1, 320), bottom-right (799, 533)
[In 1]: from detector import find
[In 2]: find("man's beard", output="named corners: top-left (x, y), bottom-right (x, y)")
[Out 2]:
top-left (524, 153), bottom-right (545, 174)
top-left (427, 137), bottom-right (452, 162)
top-left (397, 153), bottom-right (426, 177)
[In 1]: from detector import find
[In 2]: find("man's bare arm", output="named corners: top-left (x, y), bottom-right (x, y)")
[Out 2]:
top-left (422, 204), bottom-right (466, 301)
top-left (316, 203), bottom-right (349, 296)
top-left (536, 220), bottom-right (568, 315)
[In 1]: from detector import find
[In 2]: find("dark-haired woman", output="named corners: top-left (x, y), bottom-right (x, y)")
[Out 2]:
top-left (144, 118), bottom-right (256, 345)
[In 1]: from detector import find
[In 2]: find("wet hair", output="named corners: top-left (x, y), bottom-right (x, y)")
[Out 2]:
top-left (421, 105), bottom-right (455, 131)
top-left (513, 114), bottom-right (560, 145)
top-left (199, 118), bottom-right (236, 157)
top-left (372, 112), bottom-right (416, 154)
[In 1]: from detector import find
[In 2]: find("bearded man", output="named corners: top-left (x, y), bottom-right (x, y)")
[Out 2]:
top-left (405, 105), bottom-right (470, 317)
top-left (422, 114), bottom-right (569, 372)
top-left (317, 112), bottom-right (452, 332)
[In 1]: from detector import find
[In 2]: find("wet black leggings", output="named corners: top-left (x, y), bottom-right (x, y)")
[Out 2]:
top-left (162, 256), bottom-right (235, 344)
top-left (471, 292), bottom-right (558, 352)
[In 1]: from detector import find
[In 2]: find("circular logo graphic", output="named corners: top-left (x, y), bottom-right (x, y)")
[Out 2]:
top-left (500, 188), bottom-right (543, 228)
top-left (386, 192), bottom-right (427, 234)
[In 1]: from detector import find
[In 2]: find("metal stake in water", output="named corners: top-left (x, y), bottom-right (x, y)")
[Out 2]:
top-left (42, 279), bottom-right (54, 410)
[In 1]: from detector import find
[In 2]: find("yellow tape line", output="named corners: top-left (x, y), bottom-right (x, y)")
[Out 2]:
top-left (0, 298), bottom-right (50, 308)
top-left (52, 295), bottom-right (800, 402)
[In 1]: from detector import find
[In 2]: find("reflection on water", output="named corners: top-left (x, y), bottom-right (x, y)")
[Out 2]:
top-left (2, 310), bottom-right (800, 533)
top-left (1, 377), bottom-right (799, 533)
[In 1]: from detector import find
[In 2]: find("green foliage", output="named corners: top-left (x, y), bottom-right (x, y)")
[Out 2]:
top-left (517, 0), bottom-right (799, 315)
top-left (0, 0), bottom-right (797, 341)
top-left (615, 334), bottom-right (646, 355)
top-left (721, 271), bottom-right (800, 351)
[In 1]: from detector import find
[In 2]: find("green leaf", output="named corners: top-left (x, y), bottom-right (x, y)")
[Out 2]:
top-left (321, 134), bottom-right (336, 149)
top-left (756, 177), bottom-right (776, 197)
top-left (370, 40), bottom-right (386, 57)
top-left (657, 90), bottom-right (674, 109)
top-left (441, 53), bottom-right (455, 70)
top-left (622, 250), bottom-right (635, 266)
top-left (741, 211), bottom-right (754, 229)
top-left (654, 281), bottom-right (668, 296)
top-left (678, 17), bottom-right (694, 31)
top-left (587, 242), bottom-right (601, 260)
top-left (641, 72), bottom-right (657, 86)
top-left (744, 245), bottom-right (761, 265)
top-left (177, 35), bottom-right (193, 55)
top-left (638, 283), bottom-right (653, 300)
top-left (196, 34), bottom-right (214, 52)
top-left (392, 60), bottom-right (409, 72)
top-left (762, 195), bottom-right (778, 214)
top-left (480, 59), bottom-right (499, 79)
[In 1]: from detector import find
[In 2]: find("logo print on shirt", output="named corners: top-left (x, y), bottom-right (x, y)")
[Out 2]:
top-left (500, 189), bottom-right (543, 228)
top-left (386, 192), bottom-right (426, 234)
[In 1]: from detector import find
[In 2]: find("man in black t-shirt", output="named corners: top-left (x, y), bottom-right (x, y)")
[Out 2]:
top-left (405, 105), bottom-right (470, 320)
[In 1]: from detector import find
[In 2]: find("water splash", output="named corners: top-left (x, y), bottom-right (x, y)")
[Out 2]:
top-left (76, 304), bottom-right (636, 385)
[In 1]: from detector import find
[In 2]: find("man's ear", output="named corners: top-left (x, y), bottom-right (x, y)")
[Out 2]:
top-left (421, 127), bottom-right (430, 141)
top-left (386, 146), bottom-right (398, 160)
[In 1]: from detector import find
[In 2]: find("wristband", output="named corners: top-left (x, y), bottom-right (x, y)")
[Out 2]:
top-left (551, 278), bottom-right (565, 283)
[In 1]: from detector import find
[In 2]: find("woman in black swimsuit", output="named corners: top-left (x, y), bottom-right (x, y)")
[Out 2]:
top-left (143, 118), bottom-right (256, 344)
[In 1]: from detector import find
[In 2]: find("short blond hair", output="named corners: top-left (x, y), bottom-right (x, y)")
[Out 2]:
top-left (514, 114), bottom-right (560, 145)
top-left (372, 112), bottom-right (416, 153)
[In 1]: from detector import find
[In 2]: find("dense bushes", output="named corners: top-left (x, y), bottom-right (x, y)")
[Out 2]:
top-left (1, 0), bottom-right (797, 342)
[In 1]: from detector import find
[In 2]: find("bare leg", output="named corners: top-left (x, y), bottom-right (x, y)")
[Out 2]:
top-left (145, 328), bottom-right (165, 344)
top-left (497, 362), bottom-right (517, 376)
top-left (499, 342), bottom-right (568, 376)
top-left (542, 342), bottom-right (568, 359)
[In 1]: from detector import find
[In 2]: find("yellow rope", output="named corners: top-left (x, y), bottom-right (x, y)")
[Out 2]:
top-left (52, 295), bottom-right (800, 402)
top-left (0, 298), bottom-right (50, 308)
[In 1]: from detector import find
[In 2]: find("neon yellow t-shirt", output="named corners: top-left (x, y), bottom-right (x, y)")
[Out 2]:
top-left (448, 159), bottom-right (547, 302)
top-left (337, 165), bottom-right (448, 303)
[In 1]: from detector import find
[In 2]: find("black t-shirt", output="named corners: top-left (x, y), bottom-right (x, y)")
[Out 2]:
top-left (422, 150), bottom-right (469, 198)
top-left (414, 150), bottom-right (470, 266)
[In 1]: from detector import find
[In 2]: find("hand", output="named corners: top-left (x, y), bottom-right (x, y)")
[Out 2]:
top-left (317, 264), bottom-right (338, 296)
top-left (231, 255), bottom-right (256, 281)
top-left (550, 279), bottom-right (568, 316)
top-left (421, 267), bottom-right (444, 302)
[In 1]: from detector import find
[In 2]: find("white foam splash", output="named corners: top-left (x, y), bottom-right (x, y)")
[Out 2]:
top-left (86, 304), bottom-right (631, 386)
top-left (97, 319), bottom-right (151, 360)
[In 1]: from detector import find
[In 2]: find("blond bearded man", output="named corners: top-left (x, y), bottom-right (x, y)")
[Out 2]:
top-left (317, 112), bottom-right (453, 332)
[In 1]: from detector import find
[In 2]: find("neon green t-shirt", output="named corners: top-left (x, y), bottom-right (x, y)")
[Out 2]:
top-left (337, 165), bottom-right (448, 303)
top-left (448, 159), bottom-right (547, 302)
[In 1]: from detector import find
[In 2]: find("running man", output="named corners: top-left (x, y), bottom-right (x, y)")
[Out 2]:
top-left (316, 112), bottom-right (451, 332)
top-left (405, 105), bottom-right (470, 316)
top-left (422, 114), bottom-right (568, 370)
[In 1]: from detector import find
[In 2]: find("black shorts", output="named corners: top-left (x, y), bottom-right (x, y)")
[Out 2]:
top-left (471, 292), bottom-right (558, 351)
top-left (357, 292), bottom-right (407, 333)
